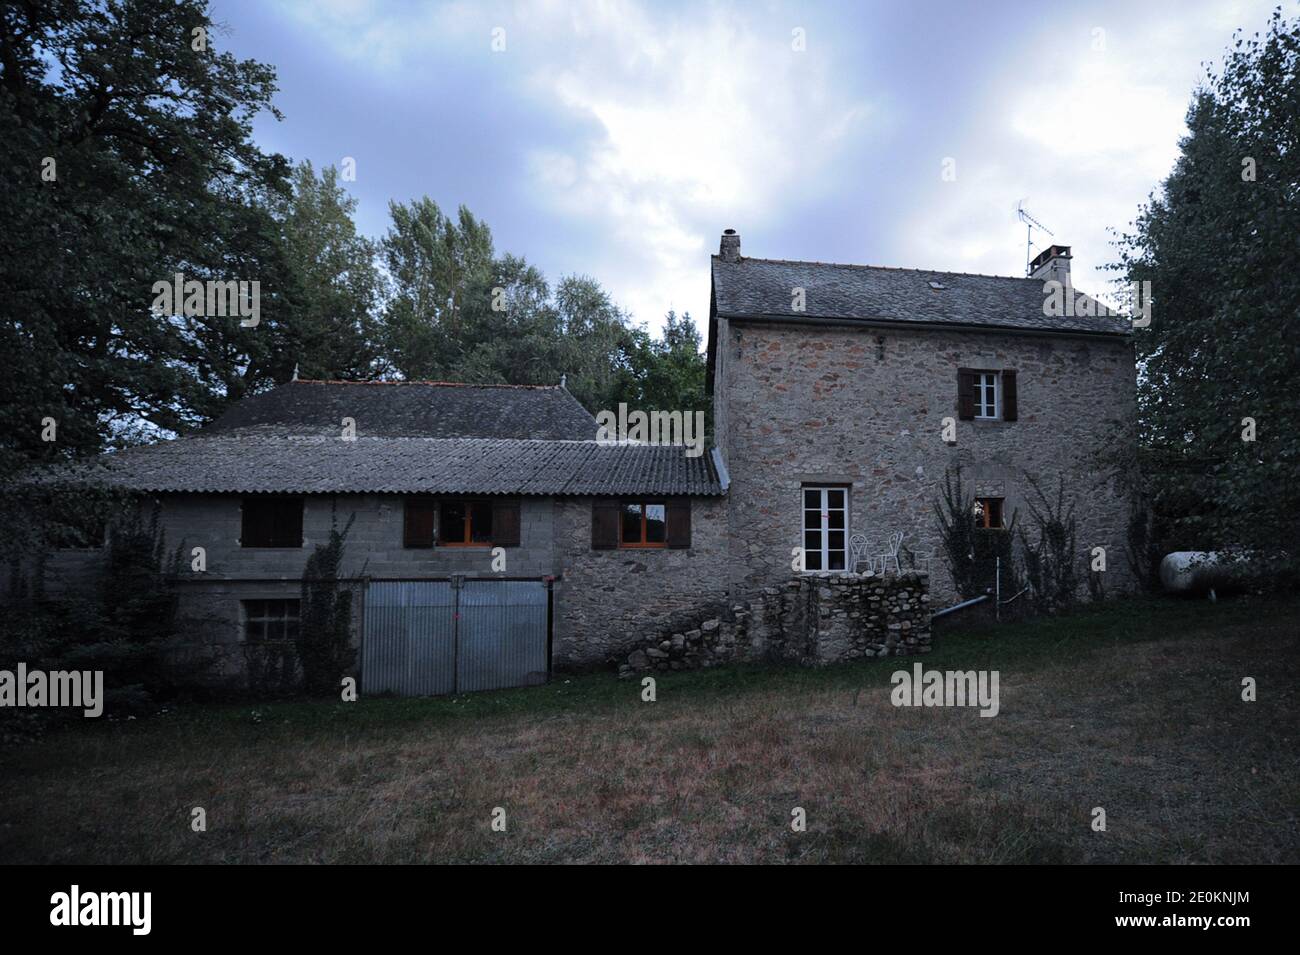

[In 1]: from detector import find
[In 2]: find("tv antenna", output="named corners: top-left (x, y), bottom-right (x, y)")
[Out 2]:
top-left (1016, 200), bottom-right (1053, 276)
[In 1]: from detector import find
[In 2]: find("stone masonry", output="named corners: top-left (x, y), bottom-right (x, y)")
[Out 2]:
top-left (712, 318), bottom-right (1137, 606)
top-left (551, 496), bottom-right (731, 669)
top-left (618, 571), bottom-right (930, 677)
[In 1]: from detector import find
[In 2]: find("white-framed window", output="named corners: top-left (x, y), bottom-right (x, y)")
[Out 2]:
top-left (975, 372), bottom-right (1000, 419)
top-left (801, 485), bottom-right (847, 572)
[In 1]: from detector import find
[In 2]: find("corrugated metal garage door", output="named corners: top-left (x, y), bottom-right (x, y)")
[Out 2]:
top-left (458, 579), bottom-right (549, 692)
top-left (361, 578), bottom-right (548, 696)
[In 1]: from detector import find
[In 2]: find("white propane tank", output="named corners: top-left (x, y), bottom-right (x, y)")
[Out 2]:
top-left (1159, 551), bottom-right (1247, 594)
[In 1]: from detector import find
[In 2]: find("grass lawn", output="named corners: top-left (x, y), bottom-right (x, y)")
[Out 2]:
top-left (2, 595), bottom-right (1297, 864)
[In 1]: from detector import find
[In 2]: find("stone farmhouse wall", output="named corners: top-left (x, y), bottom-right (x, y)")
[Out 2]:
top-left (550, 496), bottom-right (731, 669)
top-left (713, 317), bottom-right (1138, 606)
top-left (617, 572), bottom-right (931, 677)
top-left (151, 493), bottom-right (558, 581)
top-left (110, 493), bottom-right (559, 684)
top-left (30, 491), bottom-right (735, 681)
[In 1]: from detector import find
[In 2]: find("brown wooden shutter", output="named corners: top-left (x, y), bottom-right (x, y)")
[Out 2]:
top-left (403, 499), bottom-right (435, 548)
top-left (957, 369), bottom-right (976, 420)
top-left (665, 498), bottom-right (692, 549)
top-left (492, 499), bottom-right (521, 547)
top-left (1001, 370), bottom-right (1018, 422)
top-left (592, 501), bottom-right (620, 549)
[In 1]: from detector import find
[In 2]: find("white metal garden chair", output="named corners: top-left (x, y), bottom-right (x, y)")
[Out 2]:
top-left (878, 531), bottom-right (905, 575)
top-left (909, 546), bottom-right (936, 574)
top-left (847, 533), bottom-right (875, 575)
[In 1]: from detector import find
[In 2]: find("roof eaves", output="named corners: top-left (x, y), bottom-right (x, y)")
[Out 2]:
top-left (716, 311), bottom-right (1132, 339)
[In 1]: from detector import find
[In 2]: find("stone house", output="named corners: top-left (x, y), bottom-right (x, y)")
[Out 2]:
top-left (30, 230), bottom-right (1136, 692)
top-left (706, 230), bottom-right (1136, 605)
top-left (37, 381), bottom-right (728, 687)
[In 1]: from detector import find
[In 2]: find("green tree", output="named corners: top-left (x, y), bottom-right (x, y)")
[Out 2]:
top-left (375, 197), bottom-right (647, 414)
top-left (621, 309), bottom-right (707, 414)
top-left (378, 197), bottom-right (495, 377)
top-left (276, 161), bottom-right (382, 380)
top-left (1112, 8), bottom-right (1300, 571)
top-left (0, 0), bottom-right (293, 477)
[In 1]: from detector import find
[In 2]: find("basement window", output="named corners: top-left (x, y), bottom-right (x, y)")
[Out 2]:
top-left (802, 485), bottom-right (847, 571)
top-left (973, 497), bottom-right (1005, 530)
top-left (242, 599), bottom-right (300, 644)
top-left (620, 501), bottom-right (667, 548)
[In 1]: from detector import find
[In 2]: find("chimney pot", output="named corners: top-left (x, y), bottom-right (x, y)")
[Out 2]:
top-left (719, 228), bottom-right (741, 263)
top-left (1029, 243), bottom-right (1072, 286)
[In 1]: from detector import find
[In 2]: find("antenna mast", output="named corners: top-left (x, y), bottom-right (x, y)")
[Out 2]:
top-left (1016, 200), bottom-right (1054, 276)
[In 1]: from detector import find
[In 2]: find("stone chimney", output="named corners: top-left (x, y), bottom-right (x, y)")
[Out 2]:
top-left (719, 228), bottom-right (741, 263)
top-left (1029, 244), bottom-right (1072, 286)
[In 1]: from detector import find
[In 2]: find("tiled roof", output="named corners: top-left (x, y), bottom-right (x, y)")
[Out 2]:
top-left (711, 256), bottom-right (1131, 336)
top-left (208, 380), bottom-right (600, 440)
top-left (57, 436), bottom-right (724, 497)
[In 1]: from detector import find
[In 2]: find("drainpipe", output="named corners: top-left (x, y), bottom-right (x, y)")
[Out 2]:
top-left (931, 594), bottom-right (991, 620)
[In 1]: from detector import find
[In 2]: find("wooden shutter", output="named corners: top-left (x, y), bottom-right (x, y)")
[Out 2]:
top-left (403, 498), bottom-right (436, 548)
top-left (1001, 370), bottom-right (1018, 422)
top-left (241, 497), bottom-right (269, 547)
top-left (592, 501), bottom-right (620, 549)
top-left (492, 500), bottom-right (521, 547)
top-left (957, 369), bottom-right (976, 420)
top-left (665, 499), bottom-right (692, 549)
top-left (274, 497), bottom-right (304, 547)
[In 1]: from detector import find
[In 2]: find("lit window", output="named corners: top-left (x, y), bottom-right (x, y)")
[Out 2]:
top-left (973, 497), bottom-right (1005, 529)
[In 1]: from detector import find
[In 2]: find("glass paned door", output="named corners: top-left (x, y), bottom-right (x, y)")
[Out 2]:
top-left (802, 486), bottom-right (847, 571)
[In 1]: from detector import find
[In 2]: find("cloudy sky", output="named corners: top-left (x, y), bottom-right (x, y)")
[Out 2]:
top-left (212, 0), bottom-right (1278, 331)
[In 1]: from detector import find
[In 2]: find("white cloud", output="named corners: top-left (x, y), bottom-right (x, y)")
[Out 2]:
top-left (516, 1), bottom-right (874, 326)
top-left (268, 0), bottom-right (877, 328)
top-left (262, 0), bottom-right (1277, 326)
top-left (895, 0), bottom-right (1278, 300)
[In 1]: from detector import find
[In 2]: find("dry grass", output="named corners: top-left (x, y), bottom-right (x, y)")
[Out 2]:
top-left (2, 596), bottom-right (1297, 864)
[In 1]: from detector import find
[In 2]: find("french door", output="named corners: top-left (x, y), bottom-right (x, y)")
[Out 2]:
top-left (802, 485), bottom-right (847, 571)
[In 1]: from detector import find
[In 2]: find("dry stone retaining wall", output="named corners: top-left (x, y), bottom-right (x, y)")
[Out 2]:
top-left (619, 571), bottom-right (930, 677)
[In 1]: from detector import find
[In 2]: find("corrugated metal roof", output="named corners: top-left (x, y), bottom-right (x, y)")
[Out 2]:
top-left (58, 436), bottom-right (724, 497)
top-left (711, 255), bottom-right (1131, 336)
